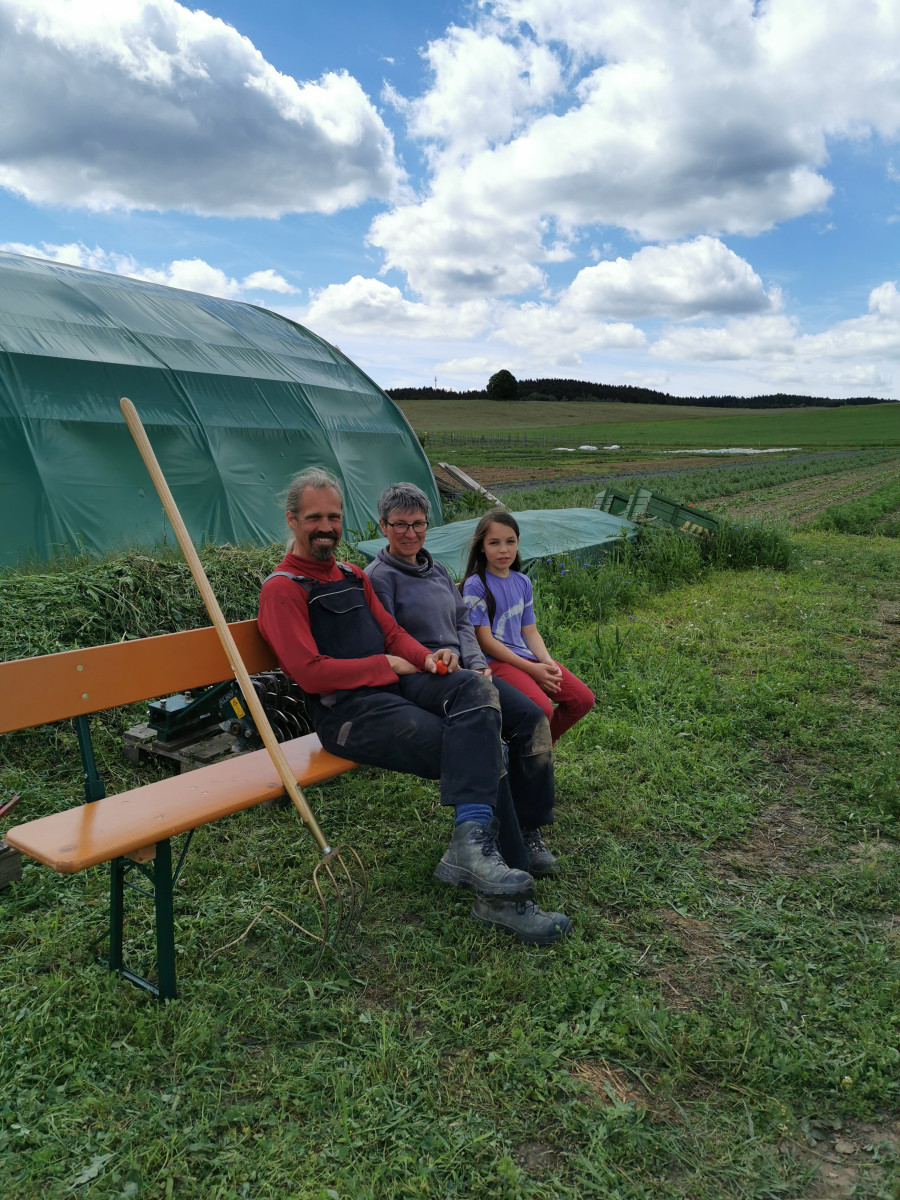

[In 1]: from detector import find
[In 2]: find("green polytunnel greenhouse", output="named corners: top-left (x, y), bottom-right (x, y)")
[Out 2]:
top-left (0, 251), bottom-right (439, 567)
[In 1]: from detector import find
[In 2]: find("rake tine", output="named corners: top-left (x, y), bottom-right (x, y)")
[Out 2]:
top-left (311, 845), bottom-right (368, 966)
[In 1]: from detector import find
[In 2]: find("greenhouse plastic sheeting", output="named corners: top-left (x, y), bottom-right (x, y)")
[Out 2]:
top-left (356, 508), bottom-right (635, 579)
top-left (0, 251), bottom-right (439, 566)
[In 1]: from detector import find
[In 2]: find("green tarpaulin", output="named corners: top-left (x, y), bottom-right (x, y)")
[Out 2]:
top-left (357, 508), bottom-right (635, 579)
top-left (0, 251), bottom-right (438, 566)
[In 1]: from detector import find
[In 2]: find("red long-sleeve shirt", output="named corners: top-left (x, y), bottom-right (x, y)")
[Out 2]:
top-left (257, 552), bottom-right (431, 695)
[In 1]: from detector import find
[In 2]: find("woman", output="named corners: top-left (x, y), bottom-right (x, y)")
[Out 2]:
top-left (364, 482), bottom-right (562, 885)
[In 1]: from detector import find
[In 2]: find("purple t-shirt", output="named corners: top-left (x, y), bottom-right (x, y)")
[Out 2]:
top-left (462, 570), bottom-right (537, 662)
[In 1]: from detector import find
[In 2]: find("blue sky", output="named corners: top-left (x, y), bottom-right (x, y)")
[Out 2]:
top-left (1, 0), bottom-right (899, 399)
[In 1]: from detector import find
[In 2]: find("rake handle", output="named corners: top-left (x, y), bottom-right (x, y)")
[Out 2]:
top-left (120, 397), bottom-right (332, 855)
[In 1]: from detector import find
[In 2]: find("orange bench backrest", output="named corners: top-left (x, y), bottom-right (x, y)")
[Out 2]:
top-left (0, 621), bottom-right (278, 734)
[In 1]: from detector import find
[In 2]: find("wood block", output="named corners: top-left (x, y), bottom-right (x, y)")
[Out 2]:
top-left (125, 844), bottom-right (156, 864)
top-left (0, 840), bottom-right (22, 889)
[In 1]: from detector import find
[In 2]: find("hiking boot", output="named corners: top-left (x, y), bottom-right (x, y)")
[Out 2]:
top-left (470, 894), bottom-right (572, 945)
top-left (434, 819), bottom-right (534, 895)
top-left (522, 827), bottom-right (559, 877)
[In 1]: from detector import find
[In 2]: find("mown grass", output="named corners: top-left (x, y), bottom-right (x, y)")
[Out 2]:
top-left (400, 399), bottom-right (800, 434)
top-left (2, 531), bottom-right (900, 1199)
top-left (400, 399), bottom-right (900, 449)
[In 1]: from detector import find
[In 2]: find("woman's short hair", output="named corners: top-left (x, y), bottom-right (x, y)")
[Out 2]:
top-left (284, 468), bottom-right (343, 514)
top-left (377, 482), bottom-right (431, 523)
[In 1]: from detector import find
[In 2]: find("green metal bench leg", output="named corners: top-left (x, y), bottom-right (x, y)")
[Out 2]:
top-left (108, 857), bottom-right (125, 972)
top-left (75, 714), bottom-right (106, 803)
top-left (153, 839), bottom-right (177, 1001)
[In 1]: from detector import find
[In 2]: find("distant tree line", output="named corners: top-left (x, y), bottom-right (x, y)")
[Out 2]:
top-left (388, 375), bottom-right (892, 408)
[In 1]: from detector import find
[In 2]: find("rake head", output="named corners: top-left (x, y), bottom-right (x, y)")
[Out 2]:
top-left (210, 843), bottom-right (368, 971)
top-left (310, 844), bottom-right (368, 965)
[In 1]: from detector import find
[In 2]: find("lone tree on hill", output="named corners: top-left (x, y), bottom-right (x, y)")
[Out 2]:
top-left (486, 369), bottom-right (518, 401)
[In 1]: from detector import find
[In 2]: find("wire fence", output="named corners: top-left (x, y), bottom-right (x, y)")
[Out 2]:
top-left (419, 432), bottom-right (556, 452)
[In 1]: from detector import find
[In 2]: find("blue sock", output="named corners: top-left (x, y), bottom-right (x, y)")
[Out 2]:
top-left (455, 803), bottom-right (493, 828)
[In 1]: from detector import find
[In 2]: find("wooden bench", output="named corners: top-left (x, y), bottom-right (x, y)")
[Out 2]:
top-left (1, 621), bottom-right (356, 999)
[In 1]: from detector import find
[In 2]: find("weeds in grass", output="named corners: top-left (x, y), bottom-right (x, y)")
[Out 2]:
top-left (531, 521), bottom-right (793, 630)
top-left (812, 477), bottom-right (900, 535)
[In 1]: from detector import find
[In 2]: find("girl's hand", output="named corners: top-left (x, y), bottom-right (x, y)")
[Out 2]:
top-left (478, 668), bottom-right (493, 680)
top-left (530, 661), bottom-right (562, 695)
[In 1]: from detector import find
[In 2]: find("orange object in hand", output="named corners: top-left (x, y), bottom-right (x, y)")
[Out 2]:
top-left (435, 659), bottom-right (448, 674)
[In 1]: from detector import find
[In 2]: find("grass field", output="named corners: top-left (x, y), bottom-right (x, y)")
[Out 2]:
top-left (2, 518), bottom-right (899, 1198)
top-left (399, 399), bottom-right (900, 452)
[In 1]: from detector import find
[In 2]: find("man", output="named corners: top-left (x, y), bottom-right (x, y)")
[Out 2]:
top-left (257, 468), bottom-right (570, 944)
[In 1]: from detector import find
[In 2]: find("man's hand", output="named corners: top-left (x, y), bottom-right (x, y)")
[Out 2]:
top-left (425, 649), bottom-right (459, 674)
top-left (529, 660), bottom-right (562, 695)
top-left (386, 654), bottom-right (418, 676)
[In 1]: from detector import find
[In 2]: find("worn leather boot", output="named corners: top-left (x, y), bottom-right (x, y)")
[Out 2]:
top-left (470, 894), bottom-right (572, 944)
top-left (434, 818), bottom-right (534, 895)
top-left (522, 827), bottom-right (559, 877)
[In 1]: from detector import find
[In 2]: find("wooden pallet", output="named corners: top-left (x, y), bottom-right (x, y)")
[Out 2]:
top-left (0, 840), bottom-right (22, 890)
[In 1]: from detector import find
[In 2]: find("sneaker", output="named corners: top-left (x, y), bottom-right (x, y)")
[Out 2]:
top-left (471, 894), bottom-right (572, 945)
top-left (522, 827), bottom-right (559, 877)
top-left (434, 818), bottom-right (534, 895)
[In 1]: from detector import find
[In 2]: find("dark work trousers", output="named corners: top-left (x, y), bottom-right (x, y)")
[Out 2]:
top-left (492, 676), bottom-right (555, 832)
top-left (307, 670), bottom-right (543, 870)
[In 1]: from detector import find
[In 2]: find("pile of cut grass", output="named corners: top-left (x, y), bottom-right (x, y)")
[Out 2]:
top-left (0, 544), bottom-right (277, 658)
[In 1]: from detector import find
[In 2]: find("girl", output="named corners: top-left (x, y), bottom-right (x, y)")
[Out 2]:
top-left (461, 511), bottom-right (594, 745)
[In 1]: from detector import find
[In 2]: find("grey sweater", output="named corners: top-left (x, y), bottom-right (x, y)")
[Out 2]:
top-left (364, 547), bottom-right (487, 670)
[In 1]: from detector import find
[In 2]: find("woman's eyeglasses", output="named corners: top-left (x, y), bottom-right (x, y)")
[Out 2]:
top-left (385, 520), bottom-right (428, 533)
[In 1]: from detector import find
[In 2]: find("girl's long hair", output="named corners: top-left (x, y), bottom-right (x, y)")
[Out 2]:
top-left (461, 510), bottom-right (522, 624)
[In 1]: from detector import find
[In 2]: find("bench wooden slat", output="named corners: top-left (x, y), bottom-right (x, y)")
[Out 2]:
top-left (6, 733), bottom-right (356, 874)
top-left (0, 620), bottom-right (277, 733)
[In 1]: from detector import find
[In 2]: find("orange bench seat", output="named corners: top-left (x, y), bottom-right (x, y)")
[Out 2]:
top-left (6, 732), bottom-right (355, 873)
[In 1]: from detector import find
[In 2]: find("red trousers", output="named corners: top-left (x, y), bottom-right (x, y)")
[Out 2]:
top-left (489, 659), bottom-right (594, 745)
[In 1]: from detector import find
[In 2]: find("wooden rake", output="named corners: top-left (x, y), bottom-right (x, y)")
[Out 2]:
top-left (120, 397), bottom-right (367, 964)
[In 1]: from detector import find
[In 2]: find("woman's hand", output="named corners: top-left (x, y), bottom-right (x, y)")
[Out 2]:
top-left (529, 660), bottom-right (562, 695)
top-left (386, 654), bottom-right (417, 676)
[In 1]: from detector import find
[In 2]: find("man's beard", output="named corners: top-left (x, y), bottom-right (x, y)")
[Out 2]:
top-left (309, 536), bottom-right (338, 560)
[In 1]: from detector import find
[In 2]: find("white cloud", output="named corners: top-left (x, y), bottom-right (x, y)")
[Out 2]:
top-left (303, 275), bottom-right (493, 339)
top-left (0, 241), bottom-right (296, 299)
top-left (651, 313), bottom-right (800, 362)
top-left (0, 0), bottom-right (402, 216)
top-left (372, 0), bottom-right (900, 302)
top-left (497, 302), bottom-right (645, 366)
top-left (239, 270), bottom-right (298, 295)
top-left (564, 237), bottom-right (775, 319)
top-left (402, 24), bottom-right (562, 163)
top-left (368, 191), bottom-right (551, 301)
top-left (652, 280), bottom-right (900, 374)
